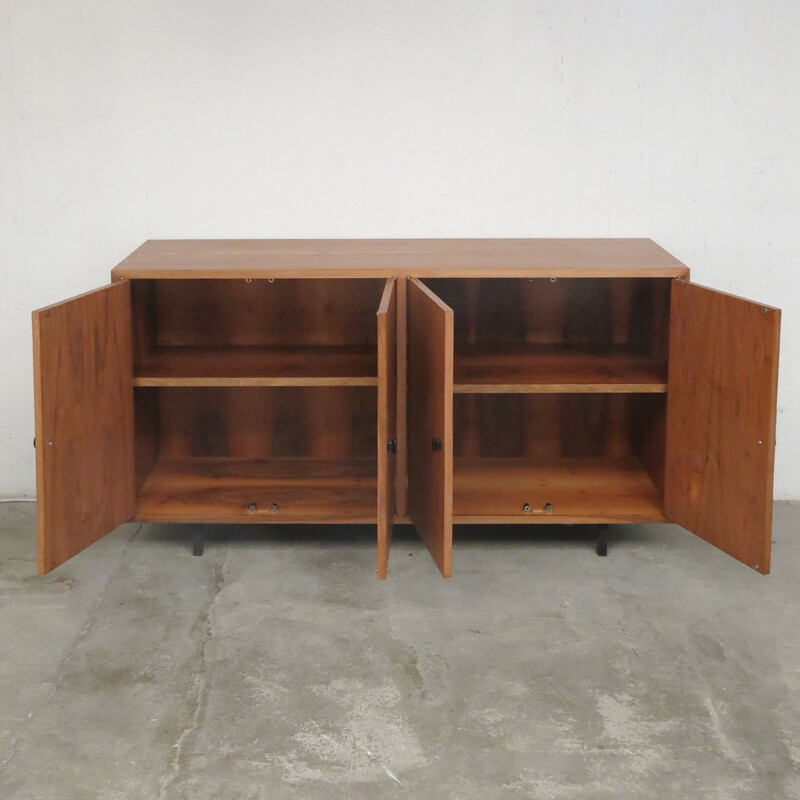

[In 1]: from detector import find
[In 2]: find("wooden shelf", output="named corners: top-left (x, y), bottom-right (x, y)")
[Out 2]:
top-left (453, 457), bottom-right (665, 523)
top-left (133, 346), bottom-right (378, 387)
top-left (135, 457), bottom-right (377, 523)
top-left (453, 344), bottom-right (667, 393)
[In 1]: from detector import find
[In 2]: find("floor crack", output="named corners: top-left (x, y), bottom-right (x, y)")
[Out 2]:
top-left (157, 549), bottom-right (228, 799)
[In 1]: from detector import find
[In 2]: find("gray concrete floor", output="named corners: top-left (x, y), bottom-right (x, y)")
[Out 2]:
top-left (0, 503), bottom-right (798, 799)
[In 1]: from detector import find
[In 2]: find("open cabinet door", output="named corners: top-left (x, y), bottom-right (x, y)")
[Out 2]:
top-left (377, 278), bottom-right (397, 579)
top-left (665, 281), bottom-right (780, 574)
top-left (407, 279), bottom-right (454, 577)
top-left (33, 282), bottom-right (135, 574)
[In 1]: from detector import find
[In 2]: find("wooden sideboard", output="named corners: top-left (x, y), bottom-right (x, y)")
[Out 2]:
top-left (32, 239), bottom-right (781, 578)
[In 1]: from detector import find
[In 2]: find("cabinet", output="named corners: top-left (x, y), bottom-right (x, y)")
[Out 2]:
top-left (32, 240), bottom-right (781, 579)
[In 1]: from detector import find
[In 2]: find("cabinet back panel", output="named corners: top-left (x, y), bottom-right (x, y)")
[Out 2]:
top-left (453, 394), bottom-right (666, 462)
top-left (131, 279), bottom-right (385, 353)
top-left (424, 278), bottom-right (670, 359)
top-left (147, 387), bottom-right (376, 459)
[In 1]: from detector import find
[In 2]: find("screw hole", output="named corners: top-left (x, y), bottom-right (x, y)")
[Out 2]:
top-left (550, 277), bottom-right (557, 283)
top-left (268, 278), bottom-right (275, 283)
top-left (245, 278), bottom-right (252, 284)
top-left (270, 503), bottom-right (279, 512)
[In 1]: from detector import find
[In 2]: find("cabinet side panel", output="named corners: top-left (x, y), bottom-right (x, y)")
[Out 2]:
top-left (33, 282), bottom-right (135, 573)
top-left (665, 281), bottom-right (780, 574)
top-left (407, 279), bottom-right (453, 577)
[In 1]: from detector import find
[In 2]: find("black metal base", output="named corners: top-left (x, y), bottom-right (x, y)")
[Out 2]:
top-left (192, 530), bottom-right (204, 557)
top-left (596, 524), bottom-right (608, 557)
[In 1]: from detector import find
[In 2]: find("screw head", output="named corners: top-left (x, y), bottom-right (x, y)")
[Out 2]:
top-left (758, 440), bottom-right (763, 445)
top-left (762, 308), bottom-right (768, 314)
top-left (47, 441), bottom-right (53, 447)
top-left (753, 564), bottom-right (760, 570)
top-left (248, 503), bottom-right (256, 512)
top-left (545, 503), bottom-right (553, 512)
top-left (523, 503), bottom-right (531, 513)
top-left (550, 277), bottom-right (557, 283)
top-left (270, 503), bottom-right (279, 512)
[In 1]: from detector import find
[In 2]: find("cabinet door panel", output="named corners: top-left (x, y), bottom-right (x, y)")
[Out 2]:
top-left (665, 281), bottom-right (780, 574)
top-left (407, 278), bottom-right (454, 577)
top-left (377, 278), bottom-right (397, 579)
top-left (33, 282), bottom-right (135, 574)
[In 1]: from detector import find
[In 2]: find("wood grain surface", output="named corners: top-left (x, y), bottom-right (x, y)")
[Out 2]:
top-left (377, 279), bottom-right (397, 579)
top-left (33, 282), bottom-right (135, 573)
top-left (665, 281), bottom-right (780, 574)
top-left (453, 343), bottom-right (667, 393)
top-left (407, 279), bottom-right (454, 577)
top-left (135, 457), bottom-right (377, 523)
top-left (133, 345), bottom-right (378, 387)
top-left (453, 457), bottom-right (664, 523)
top-left (113, 239), bottom-right (689, 279)
top-left (147, 387), bottom-right (376, 460)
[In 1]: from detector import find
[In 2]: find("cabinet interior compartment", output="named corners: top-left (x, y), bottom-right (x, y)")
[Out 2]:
top-left (424, 277), bottom-right (671, 393)
top-left (133, 386), bottom-right (378, 523)
top-left (130, 278), bottom-right (386, 386)
top-left (452, 393), bottom-right (667, 522)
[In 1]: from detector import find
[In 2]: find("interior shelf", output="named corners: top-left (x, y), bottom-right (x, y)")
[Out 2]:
top-left (453, 457), bottom-right (665, 522)
top-left (133, 345), bottom-right (378, 387)
top-left (135, 457), bottom-right (378, 523)
top-left (453, 344), bottom-right (667, 393)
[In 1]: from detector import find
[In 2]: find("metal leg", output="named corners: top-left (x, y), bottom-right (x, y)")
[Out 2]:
top-left (193, 529), bottom-right (204, 557)
top-left (596, 524), bottom-right (608, 557)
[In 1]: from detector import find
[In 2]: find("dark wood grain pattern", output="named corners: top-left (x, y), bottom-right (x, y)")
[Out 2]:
top-left (453, 394), bottom-right (647, 460)
top-left (407, 279), bottom-right (454, 577)
top-left (143, 278), bottom-right (385, 348)
top-left (377, 279), bottom-right (397, 579)
top-left (136, 457), bottom-right (377, 523)
top-left (453, 457), bottom-right (664, 523)
top-left (665, 281), bottom-right (780, 574)
top-left (33, 282), bottom-right (134, 574)
top-left (113, 239), bottom-right (690, 279)
top-left (152, 387), bottom-right (376, 460)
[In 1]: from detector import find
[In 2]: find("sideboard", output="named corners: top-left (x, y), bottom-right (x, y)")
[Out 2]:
top-left (32, 239), bottom-right (780, 578)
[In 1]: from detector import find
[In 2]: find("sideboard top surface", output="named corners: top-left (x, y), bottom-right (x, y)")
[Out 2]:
top-left (112, 238), bottom-right (690, 280)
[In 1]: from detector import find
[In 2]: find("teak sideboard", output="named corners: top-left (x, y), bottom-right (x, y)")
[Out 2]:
top-left (32, 239), bottom-right (781, 579)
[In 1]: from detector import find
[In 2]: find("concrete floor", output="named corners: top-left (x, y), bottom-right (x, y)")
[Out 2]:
top-left (0, 503), bottom-right (798, 799)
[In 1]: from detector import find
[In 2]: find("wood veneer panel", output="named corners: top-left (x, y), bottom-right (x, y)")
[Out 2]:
top-left (395, 277), bottom-right (408, 517)
top-left (151, 279), bottom-right (384, 348)
top-left (453, 344), bottom-right (667, 393)
top-left (453, 394), bottom-right (643, 460)
top-left (135, 457), bottom-right (376, 523)
top-left (33, 283), bottom-right (135, 574)
top-left (453, 458), bottom-right (664, 523)
top-left (377, 279), bottom-right (397, 579)
top-left (134, 345), bottom-right (377, 386)
top-left (665, 282), bottom-right (780, 574)
top-left (155, 387), bottom-right (376, 459)
top-left (113, 239), bottom-right (690, 279)
top-left (407, 279), bottom-right (454, 577)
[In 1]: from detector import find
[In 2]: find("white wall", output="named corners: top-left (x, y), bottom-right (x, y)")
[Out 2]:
top-left (1, 0), bottom-right (799, 499)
